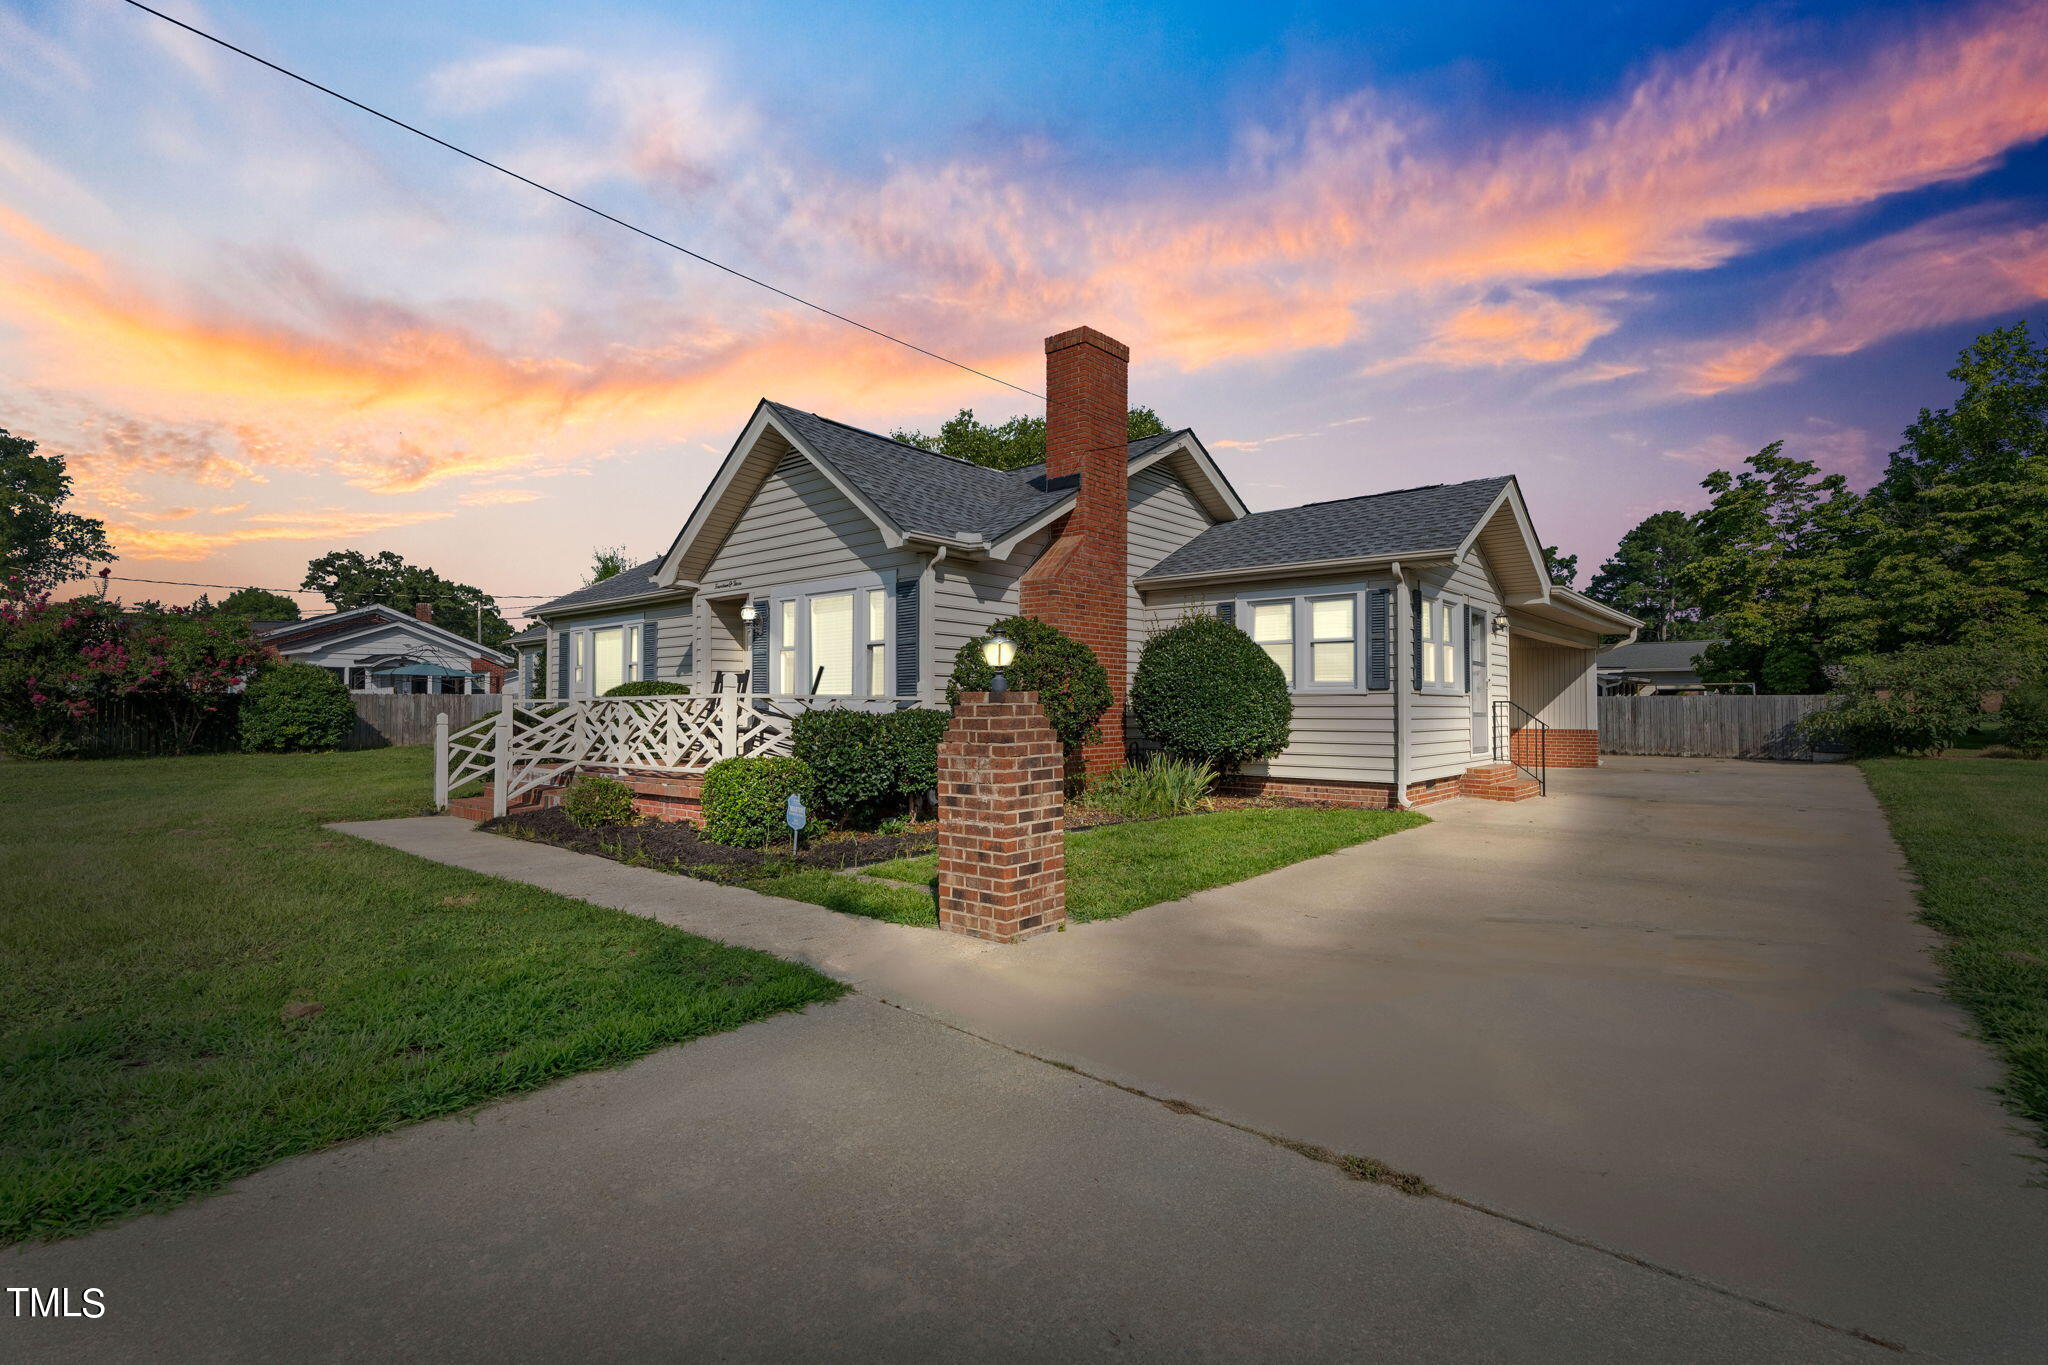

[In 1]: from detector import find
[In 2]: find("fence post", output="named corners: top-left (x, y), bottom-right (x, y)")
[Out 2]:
top-left (433, 712), bottom-right (449, 809)
top-left (491, 694), bottom-right (512, 819)
top-left (721, 693), bottom-right (737, 760)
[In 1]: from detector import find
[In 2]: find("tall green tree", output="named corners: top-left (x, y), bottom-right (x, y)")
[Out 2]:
top-left (300, 550), bottom-right (510, 648)
top-left (1586, 510), bottom-right (1705, 641)
top-left (215, 587), bottom-right (302, 620)
top-left (892, 406), bottom-right (1171, 471)
top-left (1540, 545), bottom-right (1578, 588)
top-left (0, 429), bottom-right (113, 595)
top-left (1859, 321), bottom-right (2048, 649)
top-left (585, 545), bottom-right (630, 585)
top-left (1684, 443), bottom-right (1874, 693)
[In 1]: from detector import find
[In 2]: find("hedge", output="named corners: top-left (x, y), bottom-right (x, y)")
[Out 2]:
top-left (700, 755), bottom-right (816, 847)
top-left (790, 706), bottom-right (953, 825)
top-left (239, 662), bottom-right (358, 753)
top-left (603, 680), bottom-right (691, 697)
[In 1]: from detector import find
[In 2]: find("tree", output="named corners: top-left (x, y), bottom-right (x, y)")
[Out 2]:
top-left (216, 587), bottom-right (301, 621)
top-left (1586, 511), bottom-right (1705, 641)
top-left (1684, 443), bottom-right (1874, 693)
top-left (1859, 321), bottom-right (2048, 650)
top-left (585, 545), bottom-right (630, 585)
top-left (893, 407), bottom-right (1173, 471)
top-left (0, 430), bottom-right (112, 595)
top-left (1541, 545), bottom-right (1578, 588)
top-left (300, 550), bottom-right (510, 648)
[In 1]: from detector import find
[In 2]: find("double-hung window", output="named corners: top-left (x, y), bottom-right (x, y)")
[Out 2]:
top-left (1419, 596), bottom-right (1463, 692)
top-left (570, 622), bottom-right (643, 697)
top-left (768, 576), bottom-right (893, 697)
top-left (1309, 597), bottom-right (1356, 686)
top-left (1250, 601), bottom-right (1295, 687)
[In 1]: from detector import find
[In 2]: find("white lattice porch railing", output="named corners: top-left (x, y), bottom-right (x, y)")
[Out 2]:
top-left (432, 695), bottom-right (816, 817)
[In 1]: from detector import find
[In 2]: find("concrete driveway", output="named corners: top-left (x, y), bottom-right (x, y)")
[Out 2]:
top-left (333, 756), bottom-right (2048, 1360)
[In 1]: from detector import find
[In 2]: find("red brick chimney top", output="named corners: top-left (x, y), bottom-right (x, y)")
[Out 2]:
top-left (413, 601), bottom-right (434, 623)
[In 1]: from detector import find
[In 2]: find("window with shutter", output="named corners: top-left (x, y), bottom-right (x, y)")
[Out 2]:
top-left (1366, 589), bottom-right (1390, 690)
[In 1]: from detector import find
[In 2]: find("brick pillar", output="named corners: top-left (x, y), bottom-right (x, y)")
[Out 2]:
top-left (1019, 325), bottom-right (1129, 776)
top-left (936, 692), bottom-right (1066, 943)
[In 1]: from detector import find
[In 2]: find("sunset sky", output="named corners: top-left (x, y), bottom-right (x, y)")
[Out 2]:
top-left (3, 0), bottom-right (2046, 622)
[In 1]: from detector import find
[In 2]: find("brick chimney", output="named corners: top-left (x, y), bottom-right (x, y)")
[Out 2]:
top-left (413, 601), bottom-right (434, 623)
top-left (1019, 326), bottom-right (1130, 776)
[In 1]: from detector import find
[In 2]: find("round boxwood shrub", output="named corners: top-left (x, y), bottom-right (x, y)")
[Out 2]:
top-left (2000, 683), bottom-right (2048, 758)
top-left (946, 615), bottom-right (1112, 752)
top-left (1131, 612), bottom-right (1291, 770)
top-left (603, 680), bottom-right (691, 697)
top-left (700, 755), bottom-right (816, 847)
top-left (791, 709), bottom-right (889, 822)
top-left (562, 773), bottom-right (637, 827)
top-left (239, 661), bottom-right (357, 752)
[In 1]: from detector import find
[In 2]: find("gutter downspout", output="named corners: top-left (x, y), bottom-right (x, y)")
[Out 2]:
top-left (1390, 560), bottom-right (1411, 810)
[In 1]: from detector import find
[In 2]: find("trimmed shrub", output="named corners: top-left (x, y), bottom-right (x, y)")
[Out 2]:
top-left (876, 707), bottom-right (951, 809)
top-left (1081, 756), bottom-right (1216, 818)
top-left (562, 774), bottom-right (637, 827)
top-left (700, 755), bottom-right (815, 847)
top-left (1131, 612), bottom-right (1291, 770)
top-left (603, 680), bottom-right (691, 697)
top-left (2000, 684), bottom-right (2048, 758)
top-left (791, 709), bottom-right (889, 822)
top-left (1798, 642), bottom-right (2030, 757)
top-left (945, 615), bottom-right (1112, 752)
top-left (238, 662), bottom-right (356, 752)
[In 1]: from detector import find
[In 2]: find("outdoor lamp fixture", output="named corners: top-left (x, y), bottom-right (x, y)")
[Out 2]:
top-left (738, 604), bottom-right (758, 623)
top-left (1492, 612), bottom-right (1509, 635)
top-left (982, 632), bottom-right (1017, 698)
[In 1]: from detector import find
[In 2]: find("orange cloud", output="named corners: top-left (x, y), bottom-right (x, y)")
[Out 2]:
top-left (106, 507), bottom-right (456, 561)
top-left (1370, 292), bottom-right (1617, 372)
top-left (1675, 210), bottom-right (2048, 394)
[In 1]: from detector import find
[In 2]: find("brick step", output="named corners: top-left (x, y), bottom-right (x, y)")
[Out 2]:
top-left (445, 768), bottom-right (706, 824)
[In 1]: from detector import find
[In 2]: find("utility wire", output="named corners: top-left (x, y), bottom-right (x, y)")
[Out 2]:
top-left (101, 574), bottom-right (559, 600)
top-left (115, 0), bottom-right (1049, 407)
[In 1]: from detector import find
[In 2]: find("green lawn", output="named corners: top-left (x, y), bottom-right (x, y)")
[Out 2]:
top-left (1861, 755), bottom-right (2048, 1147)
top-left (858, 806), bottom-right (1428, 923)
top-left (0, 748), bottom-right (844, 1244)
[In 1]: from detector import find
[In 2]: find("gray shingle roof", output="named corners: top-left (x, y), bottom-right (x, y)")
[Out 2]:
top-left (1596, 638), bottom-right (1721, 671)
top-left (530, 559), bottom-right (678, 617)
top-left (1141, 476), bottom-right (1513, 580)
top-left (505, 624), bottom-right (547, 645)
top-left (765, 402), bottom-right (1191, 543)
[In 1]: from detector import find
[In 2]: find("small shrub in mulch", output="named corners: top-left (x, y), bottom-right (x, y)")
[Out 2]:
top-left (562, 774), bottom-right (636, 828)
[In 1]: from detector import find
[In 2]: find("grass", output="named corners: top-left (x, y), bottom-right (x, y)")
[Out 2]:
top-left (858, 806), bottom-right (1427, 923)
top-left (1860, 755), bottom-right (2048, 1148)
top-left (0, 748), bottom-right (844, 1244)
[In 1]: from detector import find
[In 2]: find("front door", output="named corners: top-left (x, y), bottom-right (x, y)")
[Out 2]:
top-left (1469, 608), bottom-right (1490, 754)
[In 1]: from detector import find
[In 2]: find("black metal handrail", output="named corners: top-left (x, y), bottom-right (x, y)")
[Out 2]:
top-left (1491, 699), bottom-right (1548, 796)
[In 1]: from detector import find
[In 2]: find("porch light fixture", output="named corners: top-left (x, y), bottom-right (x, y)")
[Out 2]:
top-left (982, 632), bottom-right (1017, 698)
top-left (1491, 612), bottom-right (1509, 635)
top-left (738, 604), bottom-right (758, 623)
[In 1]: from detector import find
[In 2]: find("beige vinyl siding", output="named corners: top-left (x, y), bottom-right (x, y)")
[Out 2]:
top-left (1125, 464), bottom-right (1217, 673)
top-left (1144, 571), bottom-right (1398, 784)
top-left (1407, 550), bottom-right (1507, 783)
top-left (928, 529), bottom-right (1050, 704)
top-left (1510, 636), bottom-right (1599, 729)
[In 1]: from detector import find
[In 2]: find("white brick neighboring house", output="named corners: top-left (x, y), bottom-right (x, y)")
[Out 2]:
top-left (508, 326), bottom-right (1641, 808)
top-left (257, 603), bottom-right (512, 695)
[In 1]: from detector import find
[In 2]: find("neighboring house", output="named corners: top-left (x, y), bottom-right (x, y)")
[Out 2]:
top-left (513, 326), bottom-right (1640, 806)
top-left (257, 603), bottom-right (513, 694)
top-left (1597, 637), bottom-right (1725, 695)
top-left (503, 624), bottom-right (547, 698)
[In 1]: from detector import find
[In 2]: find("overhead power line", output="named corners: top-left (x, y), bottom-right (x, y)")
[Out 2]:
top-left (100, 574), bottom-right (559, 600)
top-left (116, 0), bottom-right (1048, 408)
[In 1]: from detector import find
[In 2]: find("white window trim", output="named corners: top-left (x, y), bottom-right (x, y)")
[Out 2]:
top-left (763, 570), bottom-right (895, 698)
top-left (1418, 591), bottom-right (1467, 696)
top-left (1238, 591), bottom-right (1370, 694)
top-left (561, 613), bottom-right (647, 698)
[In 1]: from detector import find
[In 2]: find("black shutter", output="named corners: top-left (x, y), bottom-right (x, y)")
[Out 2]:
top-left (1411, 589), bottom-right (1424, 690)
top-left (642, 618), bottom-right (659, 681)
top-left (1216, 601), bottom-right (1237, 627)
top-left (750, 599), bottom-right (769, 693)
top-left (555, 633), bottom-right (570, 698)
top-left (1366, 589), bottom-right (1390, 690)
top-left (894, 575), bottom-right (920, 698)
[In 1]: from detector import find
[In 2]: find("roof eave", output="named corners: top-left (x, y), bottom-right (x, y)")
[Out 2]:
top-left (1135, 548), bottom-right (1455, 590)
top-left (531, 583), bottom-right (694, 620)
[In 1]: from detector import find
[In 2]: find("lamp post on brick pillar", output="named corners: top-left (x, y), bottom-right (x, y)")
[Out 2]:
top-left (936, 691), bottom-right (1066, 943)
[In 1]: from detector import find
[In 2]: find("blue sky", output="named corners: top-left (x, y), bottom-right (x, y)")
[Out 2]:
top-left (1, 0), bottom-right (2043, 616)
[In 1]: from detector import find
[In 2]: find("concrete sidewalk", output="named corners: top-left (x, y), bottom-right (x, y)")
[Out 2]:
top-left (5, 997), bottom-right (1882, 1363)
top-left (334, 758), bottom-right (2048, 1360)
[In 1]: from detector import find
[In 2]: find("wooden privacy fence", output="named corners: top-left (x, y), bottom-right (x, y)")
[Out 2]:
top-left (63, 692), bottom-right (502, 756)
top-left (349, 693), bottom-right (502, 749)
top-left (1598, 694), bottom-right (1832, 759)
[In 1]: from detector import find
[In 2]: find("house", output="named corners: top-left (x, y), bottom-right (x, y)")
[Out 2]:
top-left (509, 326), bottom-right (1640, 808)
top-left (1596, 637), bottom-right (1725, 695)
top-left (258, 603), bottom-right (513, 694)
